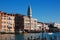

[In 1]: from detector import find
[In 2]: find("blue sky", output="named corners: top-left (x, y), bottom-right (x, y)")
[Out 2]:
top-left (0, 0), bottom-right (60, 23)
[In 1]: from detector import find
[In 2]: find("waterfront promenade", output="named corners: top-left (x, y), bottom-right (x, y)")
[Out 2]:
top-left (0, 32), bottom-right (60, 40)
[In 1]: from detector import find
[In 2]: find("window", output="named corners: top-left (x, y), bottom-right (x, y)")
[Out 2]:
top-left (7, 26), bottom-right (12, 29)
top-left (34, 20), bottom-right (36, 22)
top-left (4, 22), bottom-right (6, 23)
top-left (4, 17), bottom-right (6, 20)
top-left (2, 17), bottom-right (7, 20)
top-left (3, 26), bottom-right (6, 28)
top-left (27, 23), bottom-right (30, 25)
top-left (2, 22), bottom-right (6, 24)
top-left (0, 18), bottom-right (1, 19)
top-left (8, 22), bottom-right (12, 25)
top-left (8, 29), bottom-right (12, 32)
top-left (3, 29), bottom-right (6, 31)
top-left (25, 23), bottom-right (30, 26)
top-left (9, 30), bottom-right (12, 32)
top-left (8, 17), bottom-right (12, 20)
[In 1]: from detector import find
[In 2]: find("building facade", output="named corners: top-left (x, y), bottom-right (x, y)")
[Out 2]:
top-left (0, 11), bottom-right (15, 33)
top-left (43, 23), bottom-right (49, 31)
top-left (37, 22), bottom-right (49, 32)
top-left (37, 22), bottom-right (43, 31)
top-left (0, 12), bottom-right (24, 33)
top-left (23, 16), bottom-right (37, 31)
top-left (54, 23), bottom-right (60, 29)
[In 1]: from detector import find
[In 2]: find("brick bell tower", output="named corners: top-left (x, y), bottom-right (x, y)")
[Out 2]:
top-left (27, 4), bottom-right (32, 31)
top-left (27, 4), bottom-right (32, 18)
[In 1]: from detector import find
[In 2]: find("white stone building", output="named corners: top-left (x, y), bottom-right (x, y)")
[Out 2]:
top-left (54, 23), bottom-right (60, 29)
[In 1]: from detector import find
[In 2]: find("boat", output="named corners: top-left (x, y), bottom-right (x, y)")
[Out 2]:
top-left (48, 33), bottom-right (54, 35)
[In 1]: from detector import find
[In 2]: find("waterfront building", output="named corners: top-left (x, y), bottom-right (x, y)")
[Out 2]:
top-left (46, 23), bottom-right (59, 32)
top-left (0, 11), bottom-right (24, 33)
top-left (43, 23), bottom-right (49, 32)
top-left (37, 22), bottom-right (43, 31)
top-left (54, 23), bottom-right (60, 29)
top-left (14, 14), bottom-right (24, 33)
top-left (23, 16), bottom-right (37, 31)
top-left (37, 22), bottom-right (49, 32)
top-left (0, 11), bottom-right (15, 33)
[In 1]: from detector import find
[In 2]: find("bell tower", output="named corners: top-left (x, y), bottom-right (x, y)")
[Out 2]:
top-left (27, 4), bottom-right (32, 18)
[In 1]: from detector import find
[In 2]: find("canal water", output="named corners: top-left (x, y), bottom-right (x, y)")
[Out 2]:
top-left (0, 32), bottom-right (60, 40)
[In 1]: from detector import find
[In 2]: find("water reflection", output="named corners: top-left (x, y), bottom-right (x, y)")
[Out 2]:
top-left (0, 33), bottom-right (60, 40)
top-left (0, 34), bottom-right (15, 40)
top-left (15, 34), bottom-right (24, 40)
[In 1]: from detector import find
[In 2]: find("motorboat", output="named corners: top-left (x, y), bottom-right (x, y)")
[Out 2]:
top-left (48, 33), bottom-right (54, 35)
